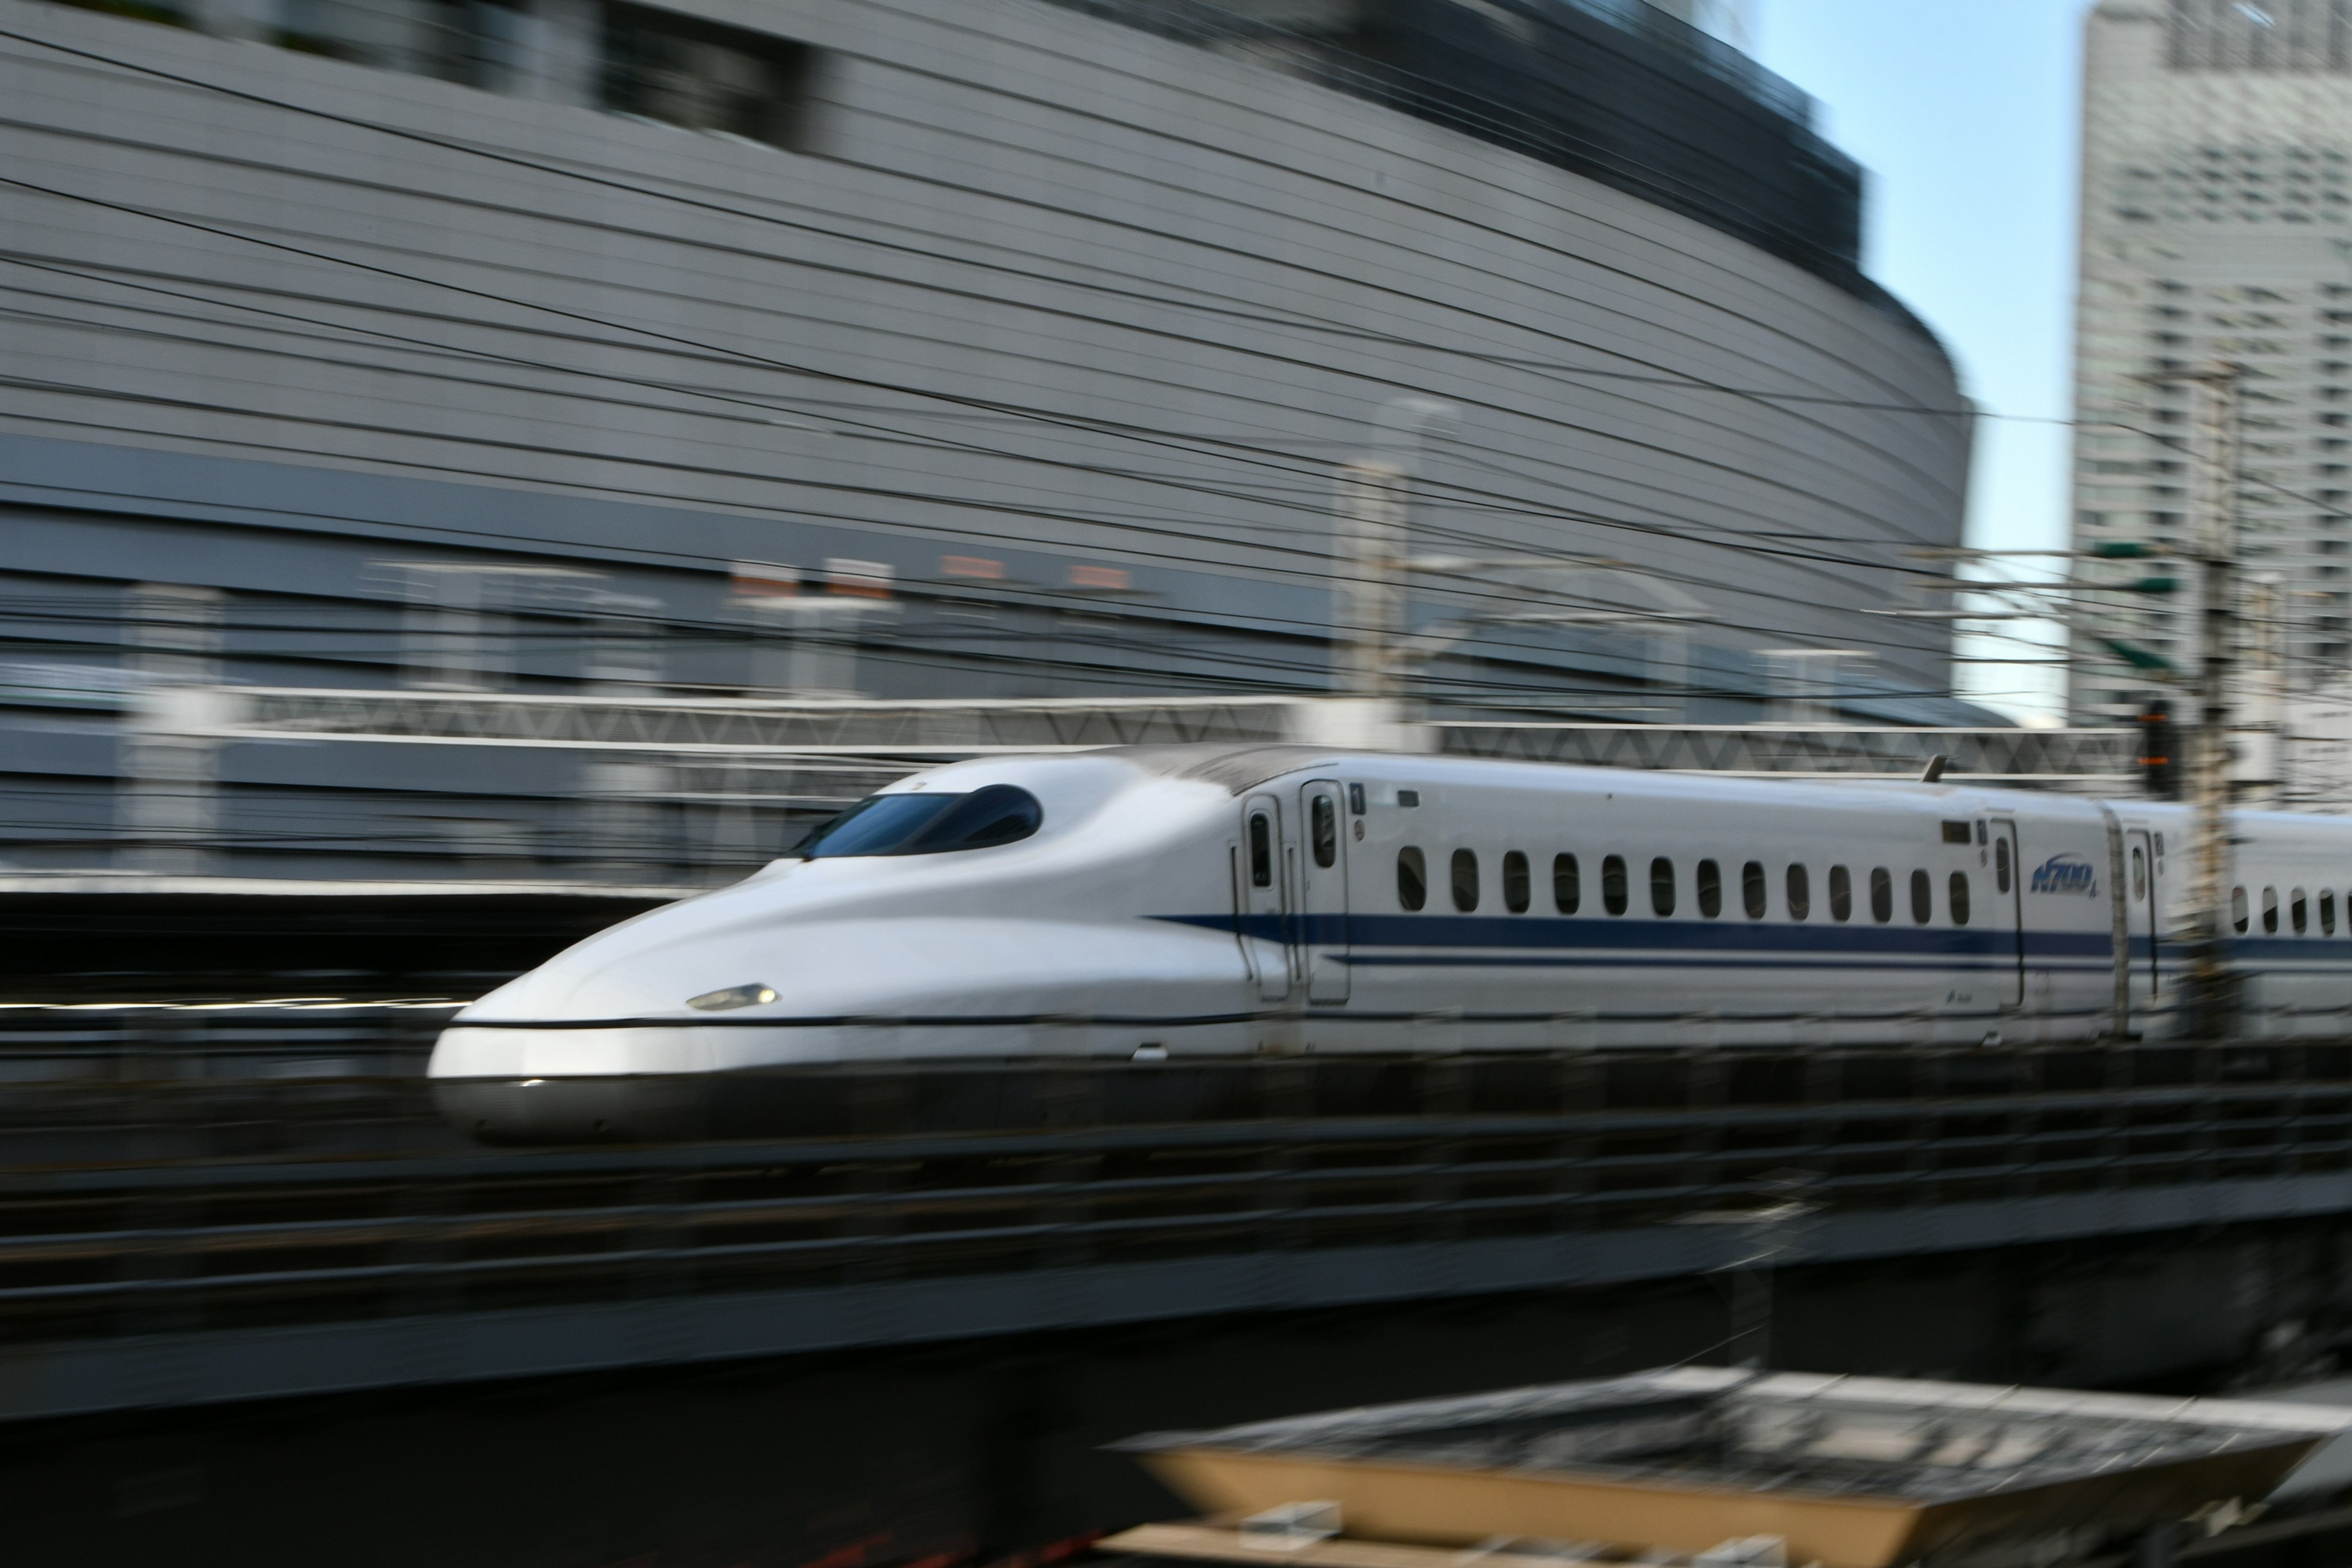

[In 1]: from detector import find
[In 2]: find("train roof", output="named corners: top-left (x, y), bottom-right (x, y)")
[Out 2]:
top-left (1090, 744), bottom-right (2116, 816)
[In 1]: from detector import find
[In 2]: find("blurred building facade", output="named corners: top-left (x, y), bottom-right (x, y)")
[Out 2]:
top-left (0, 0), bottom-right (1975, 878)
top-left (2072, 0), bottom-right (2352, 724)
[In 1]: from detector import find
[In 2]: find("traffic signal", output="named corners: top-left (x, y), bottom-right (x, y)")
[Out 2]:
top-left (2138, 698), bottom-right (2177, 799)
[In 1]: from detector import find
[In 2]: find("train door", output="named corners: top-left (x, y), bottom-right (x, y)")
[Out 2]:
top-left (1989, 818), bottom-right (2026, 1008)
top-left (2125, 826), bottom-right (2160, 1013)
top-left (1238, 794), bottom-right (1291, 1001)
top-left (1297, 780), bottom-right (1351, 1003)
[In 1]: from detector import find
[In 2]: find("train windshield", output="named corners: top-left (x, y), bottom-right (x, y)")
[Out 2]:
top-left (791, 785), bottom-right (1043, 858)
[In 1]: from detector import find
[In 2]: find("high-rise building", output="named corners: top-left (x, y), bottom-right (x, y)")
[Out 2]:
top-left (2072, 0), bottom-right (2352, 723)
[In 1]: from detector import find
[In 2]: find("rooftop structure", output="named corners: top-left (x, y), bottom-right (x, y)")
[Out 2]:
top-left (1117, 1368), bottom-right (2352, 1568)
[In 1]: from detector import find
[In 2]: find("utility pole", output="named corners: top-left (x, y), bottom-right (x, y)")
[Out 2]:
top-left (2241, 572), bottom-right (2285, 809)
top-left (1327, 398), bottom-right (1714, 737)
top-left (1322, 398), bottom-right (1452, 750)
top-left (1335, 458), bottom-right (1411, 706)
top-left (2181, 363), bottom-right (2242, 1038)
top-left (1334, 399), bottom-right (1458, 707)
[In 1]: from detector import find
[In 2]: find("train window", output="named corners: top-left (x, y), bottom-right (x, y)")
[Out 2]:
top-left (902, 785), bottom-right (1042, 855)
top-left (2233, 885), bottom-right (2248, 934)
top-left (2132, 846), bottom-right (2146, 900)
top-left (1310, 796), bottom-right (1337, 869)
top-left (1949, 871), bottom-right (1971, 926)
top-left (1786, 864), bottom-right (1811, 921)
top-left (2264, 886), bottom-right (2280, 935)
top-left (1743, 861), bottom-right (1766, 919)
top-left (1554, 853), bottom-right (1580, 914)
top-left (2327, 891), bottom-right (2340, 937)
top-left (1697, 859), bottom-right (1722, 918)
top-left (1602, 854), bottom-right (1628, 916)
top-left (1870, 867), bottom-right (1893, 924)
top-left (1452, 849), bottom-right (1480, 913)
top-left (2294, 888), bottom-right (2309, 935)
top-left (1397, 790), bottom-right (1420, 808)
top-left (1651, 857), bottom-right (1676, 918)
top-left (1995, 839), bottom-right (2011, 894)
top-left (1941, 820), bottom-right (1970, 845)
top-left (1828, 865), bottom-right (1852, 922)
top-left (1397, 847), bottom-right (1427, 911)
top-left (1503, 850), bottom-right (1531, 913)
top-left (1249, 813), bottom-right (1273, 888)
top-left (1909, 869), bottom-right (1931, 925)
top-left (797, 784), bottom-right (1043, 858)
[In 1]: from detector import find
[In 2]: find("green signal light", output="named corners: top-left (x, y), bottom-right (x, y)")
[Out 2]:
top-left (2100, 636), bottom-right (2176, 676)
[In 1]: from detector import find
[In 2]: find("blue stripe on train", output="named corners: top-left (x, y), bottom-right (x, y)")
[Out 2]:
top-left (1156, 912), bottom-right (2109, 959)
top-left (1340, 954), bottom-right (2097, 972)
top-left (1156, 915), bottom-right (2352, 974)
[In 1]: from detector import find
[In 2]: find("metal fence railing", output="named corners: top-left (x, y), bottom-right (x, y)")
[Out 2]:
top-left (2, 1026), bottom-right (2349, 1347)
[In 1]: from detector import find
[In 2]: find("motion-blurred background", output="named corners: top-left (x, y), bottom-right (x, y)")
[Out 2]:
top-left (13, 4), bottom-right (2352, 1567)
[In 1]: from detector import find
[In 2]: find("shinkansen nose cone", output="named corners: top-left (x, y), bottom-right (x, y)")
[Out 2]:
top-left (426, 755), bottom-right (1194, 1144)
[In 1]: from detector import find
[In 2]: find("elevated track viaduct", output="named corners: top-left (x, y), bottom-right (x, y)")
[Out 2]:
top-left (6, 1008), bottom-right (2352, 1564)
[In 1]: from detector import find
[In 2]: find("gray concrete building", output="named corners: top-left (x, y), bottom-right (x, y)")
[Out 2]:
top-left (2072, 0), bottom-right (2352, 724)
top-left (0, 0), bottom-right (1976, 879)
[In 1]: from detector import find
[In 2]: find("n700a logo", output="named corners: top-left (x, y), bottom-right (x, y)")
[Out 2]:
top-left (2030, 853), bottom-right (2097, 897)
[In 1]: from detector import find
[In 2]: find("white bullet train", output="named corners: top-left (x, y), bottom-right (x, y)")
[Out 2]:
top-left (429, 743), bottom-right (2352, 1142)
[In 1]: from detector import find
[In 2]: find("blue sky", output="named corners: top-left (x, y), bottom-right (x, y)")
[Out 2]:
top-left (1754, 1), bottom-right (2096, 720)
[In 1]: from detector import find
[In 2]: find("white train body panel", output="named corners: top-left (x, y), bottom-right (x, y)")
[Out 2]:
top-left (428, 745), bottom-right (2352, 1140)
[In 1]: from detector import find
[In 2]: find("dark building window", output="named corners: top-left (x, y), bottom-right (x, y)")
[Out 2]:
top-left (264, 0), bottom-right (819, 149)
top-left (604, 2), bottom-right (816, 147)
top-left (275, 0), bottom-right (530, 84)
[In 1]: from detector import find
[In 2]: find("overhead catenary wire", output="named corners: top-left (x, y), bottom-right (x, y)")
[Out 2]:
top-left (0, 14), bottom-right (1999, 601)
top-left (0, 248), bottom-right (1986, 673)
top-left (0, 18), bottom-right (1977, 539)
top-left (0, 14), bottom-right (2062, 712)
top-left (0, 18), bottom-right (1983, 430)
top-left (0, 179), bottom-right (1963, 601)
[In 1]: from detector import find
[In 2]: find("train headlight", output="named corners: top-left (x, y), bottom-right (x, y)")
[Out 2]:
top-left (687, 983), bottom-right (777, 1011)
